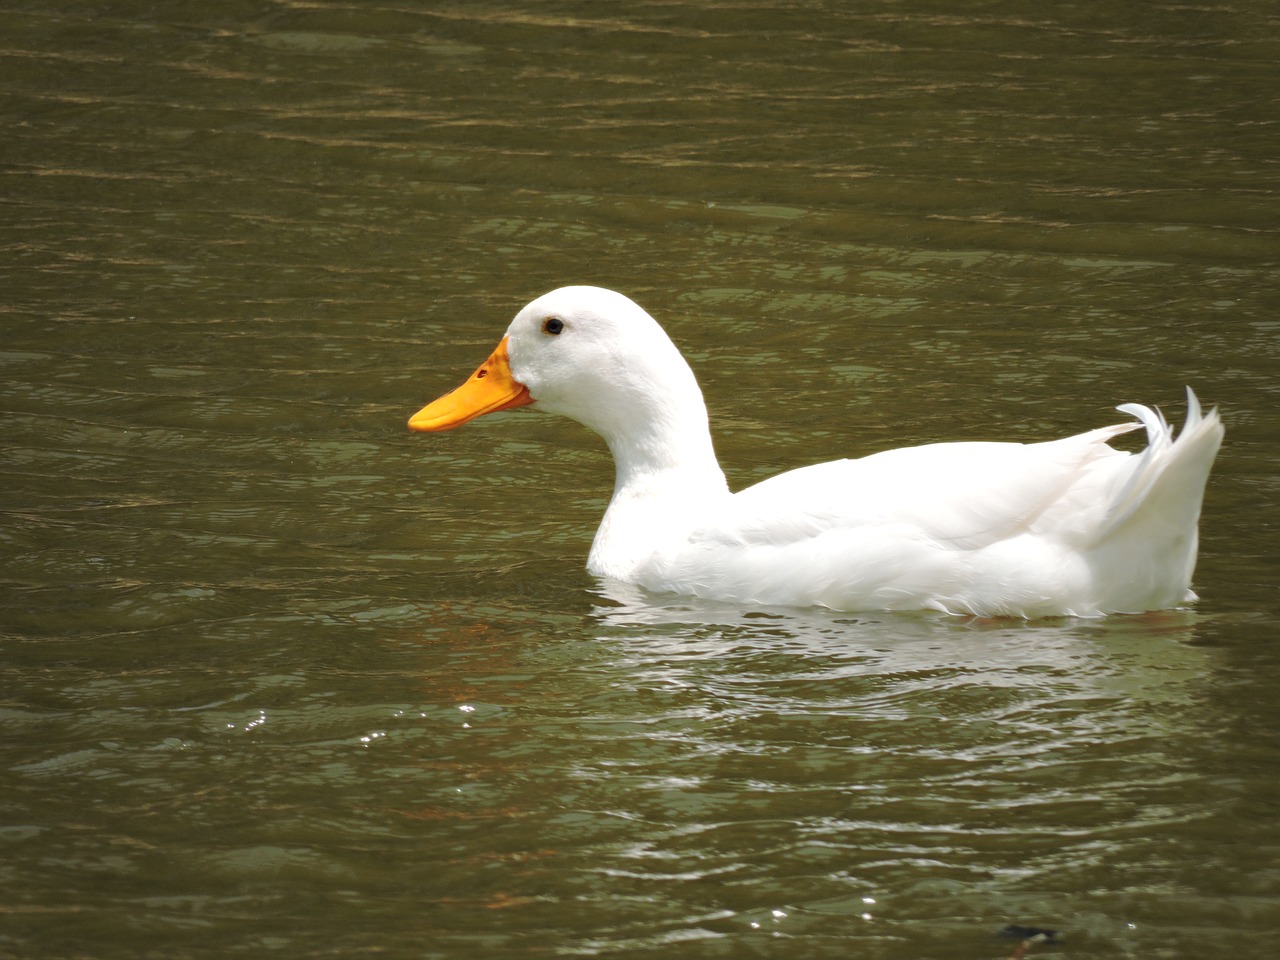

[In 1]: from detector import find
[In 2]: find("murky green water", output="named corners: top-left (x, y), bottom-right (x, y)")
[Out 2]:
top-left (3, 2), bottom-right (1279, 957)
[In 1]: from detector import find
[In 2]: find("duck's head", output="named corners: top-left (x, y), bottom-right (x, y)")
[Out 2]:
top-left (408, 286), bottom-right (706, 443)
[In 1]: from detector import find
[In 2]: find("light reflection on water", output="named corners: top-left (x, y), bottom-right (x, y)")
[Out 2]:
top-left (461, 591), bottom-right (1233, 952)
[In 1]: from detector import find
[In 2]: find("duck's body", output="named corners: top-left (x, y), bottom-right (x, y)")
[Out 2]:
top-left (410, 286), bottom-right (1223, 618)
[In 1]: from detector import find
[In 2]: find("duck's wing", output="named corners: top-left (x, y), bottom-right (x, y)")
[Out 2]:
top-left (693, 422), bottom-right (1143, 552)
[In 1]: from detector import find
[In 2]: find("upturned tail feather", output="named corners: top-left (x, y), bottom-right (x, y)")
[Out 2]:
top-left (1098, 387), bottom-right (1223, 545)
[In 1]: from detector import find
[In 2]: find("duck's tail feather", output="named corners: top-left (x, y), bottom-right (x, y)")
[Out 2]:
top-left (1090, 388), bottom-right (1223, 610)
top-left (1103, 387), bottom-right (1222, 538)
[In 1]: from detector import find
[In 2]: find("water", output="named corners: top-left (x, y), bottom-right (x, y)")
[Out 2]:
top-left (3, 1), bottom-right (1279, 957)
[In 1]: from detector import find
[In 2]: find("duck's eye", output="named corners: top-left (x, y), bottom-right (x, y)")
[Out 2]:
top-left (542, 317), bottom-right (564, 336)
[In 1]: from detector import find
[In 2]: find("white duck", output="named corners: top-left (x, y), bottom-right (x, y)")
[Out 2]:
top-left (409, 286), bottom-right (1223, 618)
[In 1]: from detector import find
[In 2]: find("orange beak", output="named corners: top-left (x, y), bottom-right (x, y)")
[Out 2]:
top-left (408, 336), bottom-right (534, 432)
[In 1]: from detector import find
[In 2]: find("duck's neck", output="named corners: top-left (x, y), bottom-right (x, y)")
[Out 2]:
top-left (606, 408), bottom-right (725, 491)
top-left (587, 394), bottom-right (730, 581)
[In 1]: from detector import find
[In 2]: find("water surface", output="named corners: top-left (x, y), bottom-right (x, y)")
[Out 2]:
top-left (3, 2), bottom-right (1279, 958)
